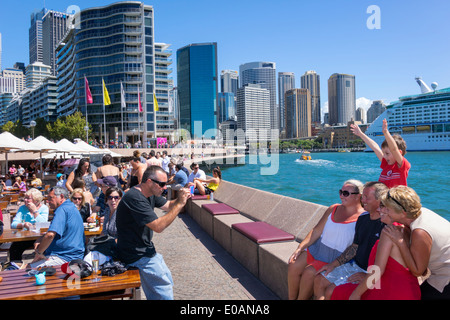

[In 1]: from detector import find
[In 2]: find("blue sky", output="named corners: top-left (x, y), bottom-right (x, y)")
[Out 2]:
top-left (1, 0), bottom-right (449, 115)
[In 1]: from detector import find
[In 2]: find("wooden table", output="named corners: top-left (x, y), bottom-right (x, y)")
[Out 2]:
top-left (0, 267), bottom-right (141, 300)
top-left (0, 228), bottom-right (103, 244)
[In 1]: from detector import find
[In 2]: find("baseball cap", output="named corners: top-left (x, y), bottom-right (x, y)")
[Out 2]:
top-left (97, 176), bottom-right (117, 187)
top-left (56, 173), bottom-right (63, 179)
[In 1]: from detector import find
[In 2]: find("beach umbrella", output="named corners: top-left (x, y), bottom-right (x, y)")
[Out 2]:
top-left (60, 158), bottom-right (80, 167)
top-left (55, 139), bottom-right (88, 154)
top-left (0, 132), bottom-right (37, 175)
top-left (25, 136), bottom-right (63, 179)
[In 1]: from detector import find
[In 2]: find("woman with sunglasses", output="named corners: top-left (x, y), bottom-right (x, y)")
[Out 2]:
top-left (70, 188), bottom-right (94, 223)
top-left (288, 179), bottom-right (365, 300)
top-left (380, 186), bottom-right (450, 300)
top-left (101, 187), bottom-right (123, 239)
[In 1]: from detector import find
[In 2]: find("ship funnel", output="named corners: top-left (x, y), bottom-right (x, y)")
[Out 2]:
top-left (415, 77), bottom-right (433, 94)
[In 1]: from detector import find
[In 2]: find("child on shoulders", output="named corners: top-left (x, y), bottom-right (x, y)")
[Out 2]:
top-left (351, 119), bottom-right (410, 188)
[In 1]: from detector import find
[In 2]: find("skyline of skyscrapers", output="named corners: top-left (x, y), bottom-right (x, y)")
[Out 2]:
top-left (0, 1), bottom-right (370, 143)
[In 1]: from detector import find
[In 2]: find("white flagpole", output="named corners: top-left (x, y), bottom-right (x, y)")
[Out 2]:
top-left (121, 81), bottom-right (125, 144)
top-left (102, 77), bottom-right (107, 145)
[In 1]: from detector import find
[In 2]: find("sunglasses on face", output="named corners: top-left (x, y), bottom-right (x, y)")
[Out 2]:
top-left (339, 189), bottom-right (359, 197)
top-left (151, 179), bottom-right (167, 188)
top-left (108, 196), bottom-right (120, 201)
top-left (72, 197), bottom-right (82, 201)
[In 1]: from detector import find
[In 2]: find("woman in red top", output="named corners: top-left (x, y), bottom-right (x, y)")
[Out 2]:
top-left (331, 200), bottom-right (420, 300)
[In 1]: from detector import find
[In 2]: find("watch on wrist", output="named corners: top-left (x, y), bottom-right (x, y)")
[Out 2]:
top-left (35, 249), bottom-right (43, 256)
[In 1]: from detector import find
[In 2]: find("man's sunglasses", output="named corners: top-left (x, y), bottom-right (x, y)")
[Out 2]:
top-left (339, 189), bottom-right (359, 197)
top-left (387, 190), bottom-right (406, 212)
top-left (151, 179), bottom-right (167, 188)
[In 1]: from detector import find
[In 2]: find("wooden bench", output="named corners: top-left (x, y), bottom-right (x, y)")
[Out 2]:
top-left (0, 267), bottom-right (141, 300)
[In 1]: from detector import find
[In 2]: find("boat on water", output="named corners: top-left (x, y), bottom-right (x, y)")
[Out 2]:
top-left (364, 78), bottom-right (450, 152)
top-left (300, 151), bottom-right (311, 160)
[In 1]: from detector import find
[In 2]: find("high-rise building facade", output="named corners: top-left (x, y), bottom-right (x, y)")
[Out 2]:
top-left (21, 76), bottom-right (58, 125)
top-left (218, 92), bottom-right (236, 123)
top-left (239, 61), bottom-right (277, 130)
top-left (29, 9), bottom-right (46, 64)
top-left (155, 43), bottom-right (175, 140)
top-left (301, 70), bottom-right (321, 124)
top-left (367, 100), bottom-right (386, 123)
top-left (177, 42), bottom-right (218, 138)
top-left (236, 84), bottom-right (270, 141)
top-left (328, 73), bottom-right (355, 125)
top-left (56, 2), bottom-right (156, 143)
top-left (355, 107), bottom-right (366, 124)
top-left (42, 10), bottom-right (71, 76)
top-left (285, 88), bottom-right (312, 138)
top-left (2, 69), bottom-right (25, 94)
top-left (278, 72), bottom-right (295, 131)
top-left (25, 62), bottom-right (52, 88)
top-left (220, 70), bottom-right (239, 95)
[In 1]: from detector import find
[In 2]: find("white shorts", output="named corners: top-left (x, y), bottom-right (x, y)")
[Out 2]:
top-left (322, 261), bottom-right (367, 286)
top-left (29, 255), bottom-right (68, 269)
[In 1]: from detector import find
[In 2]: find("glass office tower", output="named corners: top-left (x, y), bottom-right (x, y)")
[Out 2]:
top-left (177, 43), bottom-right (218, 138)
top-left (328, 73), bottom-right (356, 125)
top-left (56, 1), bottom-right (155, 143)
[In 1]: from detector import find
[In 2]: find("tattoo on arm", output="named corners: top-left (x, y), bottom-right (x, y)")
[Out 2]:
top-left (336, 244), bottom-right (358, 266)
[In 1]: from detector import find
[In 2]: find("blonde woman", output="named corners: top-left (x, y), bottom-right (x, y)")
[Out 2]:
top-left (381, 186), bottom-right (450, 300)
top-left (10, 188), bottom-right (49, 262)
top-left (70, 188), bottom-right (94, 223)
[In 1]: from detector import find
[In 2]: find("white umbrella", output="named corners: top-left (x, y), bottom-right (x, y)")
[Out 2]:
top-left (55, 139), bottom-right (88, 154)
top-left (25, 136), bottom-right (62, 179)
top-left (73, 140), bottom-right (105, 153)
top-left (0, 132), bottom-right (36, 174)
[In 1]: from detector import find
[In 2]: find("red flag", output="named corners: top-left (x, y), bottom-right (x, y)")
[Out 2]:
top-left (138, 90), bottom-right (143, 112)
top-left (85, 76), bottom-right (93, 104)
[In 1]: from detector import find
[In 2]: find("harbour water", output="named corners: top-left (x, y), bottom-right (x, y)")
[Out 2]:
top-left (220, 151), bottom-right (449, 221)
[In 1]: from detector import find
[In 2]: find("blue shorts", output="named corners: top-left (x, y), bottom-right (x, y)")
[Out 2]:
top-left (127, 253), bottom-right (174, 300)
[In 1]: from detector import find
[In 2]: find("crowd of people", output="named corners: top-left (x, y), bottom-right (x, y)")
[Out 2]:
top-left (1, 149), bottom-right (222, 300)
top-left (287, 119), bottom-right (450, 300)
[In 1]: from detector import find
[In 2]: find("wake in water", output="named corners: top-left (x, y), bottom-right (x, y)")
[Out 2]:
top-left (294, 159), bottom-right (335, 167)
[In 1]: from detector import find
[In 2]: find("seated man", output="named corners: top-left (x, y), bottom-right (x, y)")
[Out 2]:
top-left (166, 163), bottom-right (188, 200)
top-left (187, 162), bottom-right (206, 185)
top-left (313, 181), bottom-right (388, 300)
top-left (30, 173), bottom-right (43, 189)
top-left (29, 186), bottom-right (85, 269)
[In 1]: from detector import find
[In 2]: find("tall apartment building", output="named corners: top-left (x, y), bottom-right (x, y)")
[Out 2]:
top-left (29, 9), bottom-right (46, 64)
top-left (278, 72), bottom-right (295, 131)
top-left (21, 76), bottom-right (58, 125)
top-left (328, 73), bottom-right (356, 125)
top-left (154, 42), bottom-right (175, 140)
top-left (177, 42), bottom-right (218, 138)
top-left (42, 10), bottom-right (71, 76)
top-left (367, 100), bottom-right (386, 123)
top-left (25, 62), bottom-right (52, 88)
top-left (285, 88), bottom-right (312, 138)
top-left (220, 70), bottom-right (239, 95)
top-left (56, 2), bottom-right (156, 144)
top-left (301, 70), bottom-right (321, 124)
top-left (2, 69), bottom-right (25, 94)
top-left (220, 70), bottom-right (238, 124)
top-left (355, 107), bottom-right (366, 124)
top-left (236, 83), bottom-right (270, 141)
top-left (239, 62), bottom-right (278, 130)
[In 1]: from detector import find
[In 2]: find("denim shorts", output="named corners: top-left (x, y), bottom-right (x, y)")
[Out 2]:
top-left (322, 261), bottom-right (366, 286)
top-left (128, 253), bottom-right (174, 300)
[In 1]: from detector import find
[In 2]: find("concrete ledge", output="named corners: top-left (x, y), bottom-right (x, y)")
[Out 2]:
top-left (213, 180), bottom-right (240, 204)
top-left (258, 241), bottom-right (299, 300)
top-left (189, 199), bottom-right (216, 223)
top-left (213, 214), bottom-right (253, 253)
top-left (231, 228), bottom-right (260, 277)
top-left (239, 191), bottom-right (284, 222)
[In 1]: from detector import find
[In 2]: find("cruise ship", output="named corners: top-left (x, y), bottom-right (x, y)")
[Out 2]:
top-left (364, 78), bottom-right (450, 152)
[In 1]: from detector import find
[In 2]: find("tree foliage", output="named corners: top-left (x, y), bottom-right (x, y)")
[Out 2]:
top-left (47, 111), bottom-right (91, 141)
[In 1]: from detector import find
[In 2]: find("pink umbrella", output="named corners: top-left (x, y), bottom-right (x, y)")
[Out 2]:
top-left (60, 158), bottom-right (80, 167)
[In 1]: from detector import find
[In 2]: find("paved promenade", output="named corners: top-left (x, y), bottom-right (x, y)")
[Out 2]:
top-left (152, 208), bottom-right (279, 300)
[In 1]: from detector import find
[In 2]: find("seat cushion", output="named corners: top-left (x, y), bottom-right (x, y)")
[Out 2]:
top-left (201, 203), bottom-right (239, 215)
top-left (232, 221), bottom-right (295, 244)
top-left (190, 195), bottom-right (209, 200)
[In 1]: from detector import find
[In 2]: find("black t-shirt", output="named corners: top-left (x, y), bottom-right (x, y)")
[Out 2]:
top-left (116, 187), bottom-right (167, 264)
top-left (353, 212), bottom-right (385, 270)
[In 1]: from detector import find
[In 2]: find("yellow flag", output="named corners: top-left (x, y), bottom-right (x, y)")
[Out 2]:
top-left (103, 79), bottom-right (111, 106)
top-left (153, 93), bottom-right (159, 111)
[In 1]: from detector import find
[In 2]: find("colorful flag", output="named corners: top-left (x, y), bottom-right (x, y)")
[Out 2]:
top-left (85, 76), bottom-right (93, 104)
top-left (102, 78), bottom-right (111, 106)
top-left (153, 93), bottom-right (159, 112)
top-left (138, 89), bottom-right (143, 112)
top-left (120, 82), bottom-right (126, 109)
